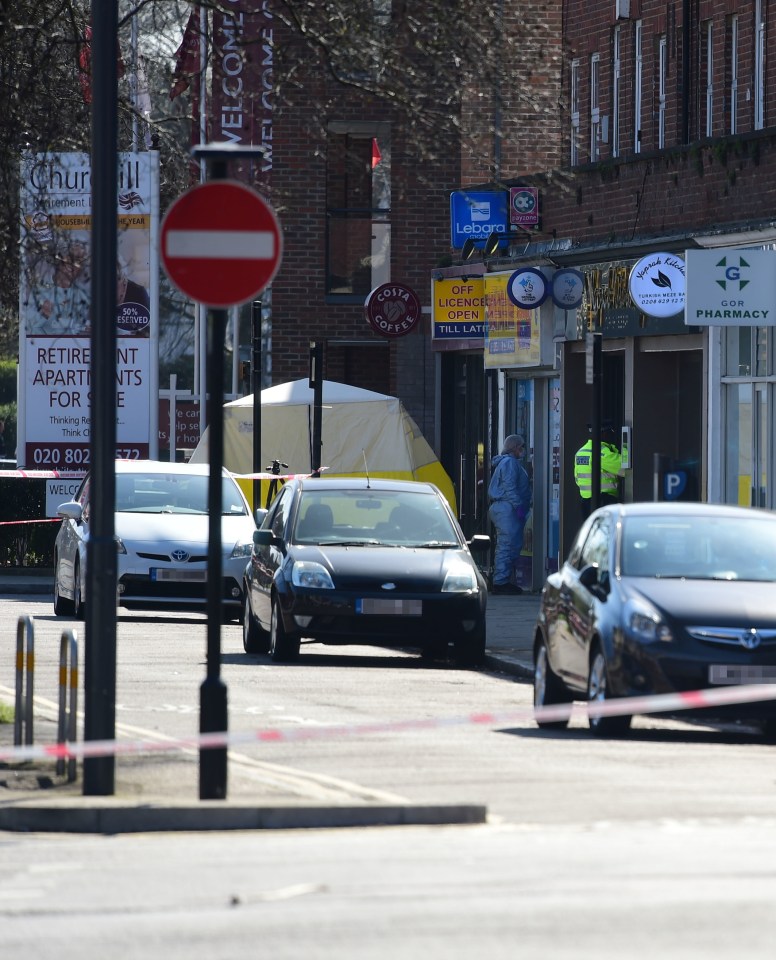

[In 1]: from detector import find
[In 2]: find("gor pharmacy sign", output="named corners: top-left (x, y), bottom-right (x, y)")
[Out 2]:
top-left (685, 249), bottom-right (776, 325)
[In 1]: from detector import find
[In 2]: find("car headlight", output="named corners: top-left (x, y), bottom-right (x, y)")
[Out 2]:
top-left (115, 537), bottom-right (127, 555)
top-left (291, 560), bottom-right (334, 589)
top-left (442, 559), bottom-right (477, 593)
top-left (624, 596), bottom-right (673, 643)
top-left (230, 540), bottom-right (253, 560)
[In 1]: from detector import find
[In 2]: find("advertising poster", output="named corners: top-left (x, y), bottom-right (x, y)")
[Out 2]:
top-left (483, 272), bottom-right (542, 368)
top-left (18, 151), bottom-right (157, 470)
top-left (432, 277), bottom-right (485, 340)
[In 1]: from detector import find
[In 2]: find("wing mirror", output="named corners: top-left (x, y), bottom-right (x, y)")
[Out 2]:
top-left (57, 501), bottom-right (83, 523)
top-left (253, 528), bottom-right (274, 547)
top-left (579, 562), bottom-right (609, 599)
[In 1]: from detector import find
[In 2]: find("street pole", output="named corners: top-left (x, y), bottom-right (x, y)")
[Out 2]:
top-left (252, 299), bottom-right (262, 511)
top-left (195, 152), bottom-right (229, 801)
top-left (83, 0), bottom-right (119, 797)
top-left (309, 341), bottom-right (323, 474)
top-left (591, 327), bottom-right (603, 512)
top-left (190, 145), bottom-right (271, 800)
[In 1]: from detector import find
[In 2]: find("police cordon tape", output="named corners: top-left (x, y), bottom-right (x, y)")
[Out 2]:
top-left (3, 682), bottom-right (776, 764)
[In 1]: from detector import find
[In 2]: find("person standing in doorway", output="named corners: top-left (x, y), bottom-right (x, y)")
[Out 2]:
top-left (488, 434), bottom-right (532, 594)
top-left (574, 421), bottom-right (622, 518)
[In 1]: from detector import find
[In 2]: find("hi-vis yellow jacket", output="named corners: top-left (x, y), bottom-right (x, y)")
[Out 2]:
top-left (573, 440), bottom-right (621, 499)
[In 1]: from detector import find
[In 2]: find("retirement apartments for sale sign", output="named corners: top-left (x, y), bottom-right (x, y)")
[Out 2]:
top-left (18, 151), bottom-right (159, 469)
top-left (685, 248), bottom-right (776, 326)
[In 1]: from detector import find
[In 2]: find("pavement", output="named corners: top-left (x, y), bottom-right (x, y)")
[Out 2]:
top-left (0, 570), bottom-right (539, 834)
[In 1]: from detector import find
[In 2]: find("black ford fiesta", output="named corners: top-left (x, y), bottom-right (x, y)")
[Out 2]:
top-left (533, 502), bottom-right (776, 737)
top-left (242, 476), bottom-right (490, 666)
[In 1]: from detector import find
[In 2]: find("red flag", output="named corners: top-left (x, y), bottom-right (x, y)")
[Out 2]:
top-left (371, 138), bottom-right (382, 169)
top-left (170, 10), bottom-right (202, 100)
top-left (77, 24), bottom-right (126, 105)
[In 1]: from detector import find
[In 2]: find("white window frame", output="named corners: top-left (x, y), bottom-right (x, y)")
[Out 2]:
top-left (634, 21), bottom-right (643, 153)
top-left (612, 26), bottom-right (621, 157)
top-left (658, 35), bottom-right (667, 149)
top-left (705, 21), bottom-right (713, 137)
top-left (730, 15), bottom-right (738, 134)
top-left (570, 58), bottom-right (580, 166)
top-left (590, 53), bottom-right (600, 161)
top-left (755, 0), bottom-right (765, 130)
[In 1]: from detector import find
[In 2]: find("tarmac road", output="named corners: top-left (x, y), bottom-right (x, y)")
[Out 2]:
top-left (0, 572), bottom-right (539, 833)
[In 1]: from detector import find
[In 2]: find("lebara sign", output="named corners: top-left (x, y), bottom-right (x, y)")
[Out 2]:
top-left (685, 249), bottom-right (776, 325)
top-left (449, 190), bottom-right (508, 249)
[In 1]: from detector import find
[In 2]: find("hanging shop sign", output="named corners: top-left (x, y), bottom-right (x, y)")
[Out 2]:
top-left (449, 190), bottom-right (508, 249)
top-left (432, 277), bottom-right (485, 339)
top-left (628, 252), bottom-right (686, 318)
top-left (506, 267), bottom-right (550, 309)
top-left (685, 249), bottom-right (776, 326)
top-left (551, 269), bottom-right (585, 309)
top-left (509, 186), bottom-right (539, 226)
top-left (365, 282), bottom-right (421, 337)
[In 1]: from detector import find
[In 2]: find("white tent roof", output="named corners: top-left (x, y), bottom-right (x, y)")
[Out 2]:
top-left (190, 379), bottom-right (455, 508)
top-left (227, 380), bottom-right (392, 408)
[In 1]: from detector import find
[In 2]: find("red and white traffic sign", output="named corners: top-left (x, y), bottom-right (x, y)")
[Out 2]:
top-left (160, 180), bottom-right (283, 308)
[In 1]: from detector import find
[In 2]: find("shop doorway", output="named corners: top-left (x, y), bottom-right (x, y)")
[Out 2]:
top-left (439, 353), bottom-right (490, 539)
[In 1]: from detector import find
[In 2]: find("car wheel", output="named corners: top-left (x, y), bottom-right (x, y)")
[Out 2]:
top-left (533, 638), bottom-right (572, 729)
top-left (452, 620), bottom-right (486, 668)
top-left (53, 558), bottom-right (74, 616)
top-left (73, 559), bottom-right (85, 621)
top-left (761, 717), bottom-right (776, 742)
top-left (269, 598), bottom-right (300, 662)
top-left (587, 646), bottom-right (631, 736)
top-left (242, 590), bottom-right (270, 655)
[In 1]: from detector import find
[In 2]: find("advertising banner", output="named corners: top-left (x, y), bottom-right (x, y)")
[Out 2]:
top-left (432, 277), bottom-right (485, 339)
top-left (211, 0), bottom-right (274, 191)
top-left (18, 151), bottom-right (157, 469)
top-left (685, 249), bottom-right (776, 325)
top-left (483, 272), bottom-right (542, 368)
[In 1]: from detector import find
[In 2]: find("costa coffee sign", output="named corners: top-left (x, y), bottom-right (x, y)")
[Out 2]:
top-left (365, 283), bottom-right (421, 338)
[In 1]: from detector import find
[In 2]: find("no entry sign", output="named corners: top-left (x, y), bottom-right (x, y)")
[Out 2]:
top-left (160, 180), bottom-right (283, 308)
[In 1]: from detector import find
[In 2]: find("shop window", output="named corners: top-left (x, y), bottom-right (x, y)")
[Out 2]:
top-left (326, 123), bottom-right (390, 298)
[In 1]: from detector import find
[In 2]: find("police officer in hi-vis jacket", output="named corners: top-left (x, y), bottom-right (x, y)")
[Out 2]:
top-left (574, 421), bottom-right (622, 518)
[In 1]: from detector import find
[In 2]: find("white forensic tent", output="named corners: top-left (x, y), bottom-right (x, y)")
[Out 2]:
top-left (189, 379), bottom-right (456, 510)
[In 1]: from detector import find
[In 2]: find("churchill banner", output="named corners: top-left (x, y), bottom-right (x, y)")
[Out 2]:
top-left (685, 248), bottom-right (776, 326)
top-left (18, 151), bottom-right (159, 472)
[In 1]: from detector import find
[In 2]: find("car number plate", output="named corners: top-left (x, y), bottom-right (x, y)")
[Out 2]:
top-left (150, 568), bottom-right (207, 583)
top-left (709, 664), bottom-right (776, 684)
top-left (356, 598), bottom-right (422, 616)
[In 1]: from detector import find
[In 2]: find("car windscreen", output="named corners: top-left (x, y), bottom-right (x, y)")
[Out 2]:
top-left (115, 474), bottom-right (247, 516)
top-left (621, 514), bottom-right (776, 581)
top-left (293, 489), bottom-right (460, 546)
